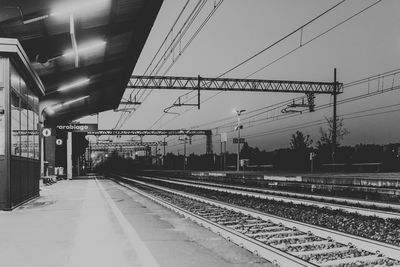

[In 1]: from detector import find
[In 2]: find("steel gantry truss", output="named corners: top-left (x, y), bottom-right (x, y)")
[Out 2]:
top-left (126, 72), bottom-right (343, 165)
top-left (129, 75), bottom-right (343, 94)
top-left (87, 129), bottom-right (212, 136)
top-left (87, 129), bottom-right (213, 154)
top-left (93, 141), bottom-right (167, 147)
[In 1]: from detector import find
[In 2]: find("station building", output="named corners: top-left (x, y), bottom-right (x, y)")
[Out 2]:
top-left (0, 39), bottom-right (44, 210)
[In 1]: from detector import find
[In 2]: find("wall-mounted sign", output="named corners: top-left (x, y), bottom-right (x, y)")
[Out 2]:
top-left (13, 130), bottom-right (39, 136)
top-left (55, 123), bottom-right (98, 132)
top-left (56, 139), bottom-right (63, 146)
top-left (42, 128), bottom-right (52, 137)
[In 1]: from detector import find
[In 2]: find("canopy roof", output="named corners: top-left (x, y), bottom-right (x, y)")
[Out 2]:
top-left (0, 0), bottom-right (163, 125)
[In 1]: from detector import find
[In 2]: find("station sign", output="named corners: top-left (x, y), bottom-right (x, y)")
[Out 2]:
top-left (56, 139), bottom-right (63, 146)
top-left (233, 138), bottom-right (245, 144)
top-left (55, 123), bottom-right (98, 132)
top-left (42, 128), bottom-right (52, 137)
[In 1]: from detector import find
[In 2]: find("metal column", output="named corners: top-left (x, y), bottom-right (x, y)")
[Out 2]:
top-left (67, 132), bottom-right (72, 179)
top-left (332, 68), bottom-right (337, 169)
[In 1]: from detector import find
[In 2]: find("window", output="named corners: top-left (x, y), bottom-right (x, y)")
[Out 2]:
top-left (20, 98), bottom-right (29, 158)
top-left (33, 112), bottom-right (39, 159)
top-left (11, 92), bottom-right (21, 156)
top-left (9, 64), bottom-right (40, 160)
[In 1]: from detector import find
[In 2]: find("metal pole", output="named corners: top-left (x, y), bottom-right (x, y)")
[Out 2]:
top-left (237, 115), bottom-right (241, 172)
top-left (40, 127), bottom-right (44, 177)
top-left (67, 132), bottom-right (72, 179)
top-left (89, 141), bottom-right (92, 171)
top-left (155, 144), bottom-right (158, 167)
top-left (198, 75), bottom-right (201, 110)
top-left (183, 137), bottom-right (187, 171)
top-left (223, 141), bottom-right (226, 171)
top-left (163, 137), bottom-right (166, 168)
top-left (39, 110), bottom-right (45, 178)
top-left (332, 68), bottom-right (337, 170)
top-left (220, 141), bottom-right (223, 171)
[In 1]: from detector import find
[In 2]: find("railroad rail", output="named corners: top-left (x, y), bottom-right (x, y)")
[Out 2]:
top-left (136, 175), bottom-right (400, 219)
top-left (109, 175), bottom-right (400, 267)
top-left (169, 177), bottom-right (400, 211)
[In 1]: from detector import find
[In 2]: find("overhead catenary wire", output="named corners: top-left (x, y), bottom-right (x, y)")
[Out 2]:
top-left (117, 1), bottom-right (387, 154)
top-left (149, 0), bottom-right (370, 130)
top-left (132, 0), bottom-right (208, 106)
top-left (193, 0), bottom-right (384, 107)
top-left (114, 0), bottom-right (205, 130)
top-left (112, 0), bottom-right (190, 129)
top-left (166, 76), bottom-right (400, 152)
top-left (219, 0), bottom-right (347, 78)
top-left (162, 67), bottom-right (400, 148)
top-left (118, 1), bottom-right (224, 130)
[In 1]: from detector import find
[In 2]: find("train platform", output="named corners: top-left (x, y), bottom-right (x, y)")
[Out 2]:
top-left (0, 176), bottom-right (271, 267)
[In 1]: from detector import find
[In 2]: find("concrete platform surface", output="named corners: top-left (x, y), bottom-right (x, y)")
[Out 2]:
top-left (0, 177), bottom-right (272, 267)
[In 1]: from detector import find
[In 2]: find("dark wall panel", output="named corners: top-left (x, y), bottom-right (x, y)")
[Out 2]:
top-left (10, 157), bottom-right (21, 206)
top-left (10, 157), bottom-right (39, 208)
top-left (0, 157), bottom-right (7, 209)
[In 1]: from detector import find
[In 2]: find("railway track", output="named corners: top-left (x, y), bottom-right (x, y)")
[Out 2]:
top-left (109, 175), bottom-right (400, 267)
top-left (135, 175), bottom-right (400, 219)
top-left (166, 176), bottom-right (400, 212)
top-left (140, 176), bottom-right (400, 217)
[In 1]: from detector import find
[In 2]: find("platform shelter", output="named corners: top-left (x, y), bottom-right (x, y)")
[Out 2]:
top-left (0, 38), bottom-right (45, 210)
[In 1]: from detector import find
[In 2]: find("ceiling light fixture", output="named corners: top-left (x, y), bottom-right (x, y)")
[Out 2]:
top-left (63, 96), bottom-right (90, 106)
top-left (23, 0), bottom-right (109, 24)
top-left (50, 0), bottom-right (110, 18)
top-left (57, 78), bottom-right (90, 92)
top-left (45, 95), bottom-right (90, 115)
top-left (63, 40), bottom-right (106, 58)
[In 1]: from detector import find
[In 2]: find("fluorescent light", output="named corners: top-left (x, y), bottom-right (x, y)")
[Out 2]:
top-left (45, 96), bottom-right (89, 116)
top-left (63, 96), bottom-right (89, 106)
top-left (50, 0), bottom-right (110, 18)
top-left (23, 14), bottom-right (50, 24)
top-left (57, 78), bottom-right (90, 92)
top-left (24, 0), bottom-right (109, 24)
top-left (63, 40), bottom-right (106, 58)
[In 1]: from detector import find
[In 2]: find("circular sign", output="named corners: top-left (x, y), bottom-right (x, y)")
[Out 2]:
top-left (42, 128), bottom-right (52, 137)
top-left (56, 139), bottom-right (63, 146)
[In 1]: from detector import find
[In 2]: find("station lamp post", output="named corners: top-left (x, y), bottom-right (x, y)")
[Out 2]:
top-left (235, 109), bottom-right (246, 172)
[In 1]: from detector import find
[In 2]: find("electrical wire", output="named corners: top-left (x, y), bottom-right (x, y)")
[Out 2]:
top-left (113, 1), bottom-right (204, 130)
top-left (165, 81), bottom-right (400, 151)
top-left (162, 68), bottom-right (400, 147)
top-left (153, 0), bottom-right (382, 130)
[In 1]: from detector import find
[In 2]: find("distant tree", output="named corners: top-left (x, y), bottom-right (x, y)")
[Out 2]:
top-left (240, 142), bottom-right (264, 165)
top-left (289, 131), bottom-right (313, 151)
top-left (286, 131), bottom-right (313, 170)
top-left (317, 117), bottom-right (349, 149)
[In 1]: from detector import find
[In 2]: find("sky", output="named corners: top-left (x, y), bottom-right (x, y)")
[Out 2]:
top-left (79, 0), bottom-right (400, 155)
